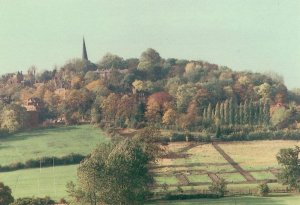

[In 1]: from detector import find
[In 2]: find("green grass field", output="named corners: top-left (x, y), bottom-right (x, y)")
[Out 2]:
top-left (0, 124), bottom-right (108, 165)
top-left (150, 194), bottom-right (300, 205)
top-left (0, 165), bottom-right (77, 200)
top-left (0, 124), bottom-right (109, 200)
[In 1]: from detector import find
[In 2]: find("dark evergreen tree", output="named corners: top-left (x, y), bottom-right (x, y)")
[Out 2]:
top-left (243, 100), bottom-right (249, 124)
top-left (207, 103), bottom-right (212, 122)
top-left (215, 102), bottom-right (221, 122)
top-left (202, 108), bottom-right (207, 122)
top-left (239, 103), bottom-right (244, 125)
top-left (229, 98), bottom-right (234, 125)
top-left (263, 100), bottom-right (270, 126)
top-left (220, 102), bottom-right (225, 125)
top-left (224, 100), bottom-right (229, 125)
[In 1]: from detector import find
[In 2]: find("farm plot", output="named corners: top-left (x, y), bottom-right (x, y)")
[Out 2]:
top-left (218, 140), bottom-right (300, 171)
top-left (153, 141), bottom-right (292, 195)
top-left (154, 143), bottom-right (234, 174)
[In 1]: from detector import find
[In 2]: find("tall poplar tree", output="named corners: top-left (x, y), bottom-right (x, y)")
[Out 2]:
top-left (243, 100), bottom-right (249, 124)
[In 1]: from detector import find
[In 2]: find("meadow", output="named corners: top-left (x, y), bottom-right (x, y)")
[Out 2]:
top-left (0, 165), bottom-right (77, 200)
top-left (0, 124), bottom-right (108, 200)
top-left (0, 124), bottom-right (108, 165)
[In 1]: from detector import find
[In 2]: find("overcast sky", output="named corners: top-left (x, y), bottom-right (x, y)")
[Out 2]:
top-left (0, 0), bottom-right (299, 88)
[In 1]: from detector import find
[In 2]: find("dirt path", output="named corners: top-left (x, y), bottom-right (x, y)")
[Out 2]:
top-left (212, 142), bottom-right (256, 182)
top-left (179, 143), bottom-right (202, 153)
top-left (208, 172), bottom-right (220, 183)
top-left (270, 169), bottom-right (280, 177)
top-left (176, 174), bottom-right (190, 185)
top-left (151, 162), bottom-right (228, 170)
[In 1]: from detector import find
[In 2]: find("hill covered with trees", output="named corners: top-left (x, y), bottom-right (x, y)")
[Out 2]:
top-left (0, 48), bottom-right (300, 138)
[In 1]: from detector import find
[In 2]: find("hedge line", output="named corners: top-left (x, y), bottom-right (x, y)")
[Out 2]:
top-left (0, 153), bottom-right (86, 172)
top-left (160, 130), bottom-right (300, 142)
top-left (163, 193), bottom-right (221, 200)
top-left (11, 197), bottom-right (55, 205)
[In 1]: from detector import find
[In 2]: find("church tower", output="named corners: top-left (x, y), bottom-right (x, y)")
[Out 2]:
top-left (82, 37), bottom-right (88, 61)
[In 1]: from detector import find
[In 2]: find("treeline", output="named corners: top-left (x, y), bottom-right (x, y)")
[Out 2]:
top-left (0, 48), bottom-right (299, 135)
top-left (202, 99), bottom-right (270, 127)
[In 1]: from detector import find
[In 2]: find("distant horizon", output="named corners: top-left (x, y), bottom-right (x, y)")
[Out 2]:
top-left (0, 0), bottom-right (299, 89)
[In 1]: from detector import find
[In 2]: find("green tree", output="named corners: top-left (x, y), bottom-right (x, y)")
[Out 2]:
top-left (0, 104), bottom-right (28, 132)
top-left (99, 53), bottom-right (126, 69)
top-left (263, 100), bottom-right (271, 126)
top-left (0, 182), bottom-right (14, 205)
top-left (243, 100), bottom-right (249, 124)
top-left (259, 101), bottom-right (264, 125)
top-left (229, 98), bottom-right (235, 125)
top-left (176, 84), bottom-right (197, 113)
top-left (224, 100), bottom-right (229, 125)
top-left (277, 146), bottom-right (300, 191)
top-left (214, 102), bottom-right (221, 123)
top-left (137, 48), bottom-right (161, 71)
top-left (239, 103), bottom-right (244, 125)
top-left (10, 197), bottom-right (54, 205)
top-left (67, 139), bottom-right (154, 205)
top-left (220, 102), bottom-right (225, 125)
top-left (257, 183), bottom-right (270, 197)
top-left (207, 103), bottom-right (212, 122)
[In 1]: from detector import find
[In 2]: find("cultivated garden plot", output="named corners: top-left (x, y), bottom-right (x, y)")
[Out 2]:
top-left (154, 143), bottom-right (234, 174)
top-left (218, 140), bottom-right (300, 171)
top-left (153, 141), bottom-right (291, 194)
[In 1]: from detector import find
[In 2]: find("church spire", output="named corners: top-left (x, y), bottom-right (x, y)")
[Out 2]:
top-left (82, 37), bottom-right (88, 61)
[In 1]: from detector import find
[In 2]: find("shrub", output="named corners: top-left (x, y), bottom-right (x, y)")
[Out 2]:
top-left (10, 197), bottom-right (55, 205)
top-left (163, 193), bottom-right (220, 200)
top-left (0, 129), bottom-right (9, 138)
top-left (0, 153), bottom-right (86, 172)
top-left (257, 183), bottom-right (270, 197)
top-left (209, 178), bottom-right (227, 197)
top-left (0, 182), bottom-right (14, 205)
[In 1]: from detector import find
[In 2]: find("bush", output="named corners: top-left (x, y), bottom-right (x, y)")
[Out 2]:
top-left (257, 183), bottom-right (270, 197)
top-left (157, 129), bottom-right (300, 143)
top-left (10, 197), bottom-right (55, 205)
top-left (163, 193), bottom-right (220, 200)
top-left (0, 153), bottom-right (86, 172)
top-left (209, 178), bottom-right (227, 197)
top-left (0, 129), bottom-right (9, 138)
top-left (0, 182), bottom-right (14, 205)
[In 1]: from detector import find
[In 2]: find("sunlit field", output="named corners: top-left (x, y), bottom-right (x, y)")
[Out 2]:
top-left (0, 124), bottom-right (108, 165)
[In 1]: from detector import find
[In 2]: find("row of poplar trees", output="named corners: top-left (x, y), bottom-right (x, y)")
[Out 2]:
top-left (202, 99), bottom-right (270, 126)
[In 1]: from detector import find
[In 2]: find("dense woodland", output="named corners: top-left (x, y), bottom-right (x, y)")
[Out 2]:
top-left (0, 48), bottom-right (300, 137)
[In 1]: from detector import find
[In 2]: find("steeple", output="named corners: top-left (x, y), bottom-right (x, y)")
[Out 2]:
top-left (82, 37), bottom-right (88, 61)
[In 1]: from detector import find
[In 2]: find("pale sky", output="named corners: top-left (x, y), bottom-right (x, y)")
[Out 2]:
top-left (0, 0), bottom-right (299, 88)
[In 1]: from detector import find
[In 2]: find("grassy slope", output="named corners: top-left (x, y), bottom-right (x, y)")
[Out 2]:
top-left (0, 124), bottom-right (108, 165)
top-left (0, 124), bottom-right (108, 200)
